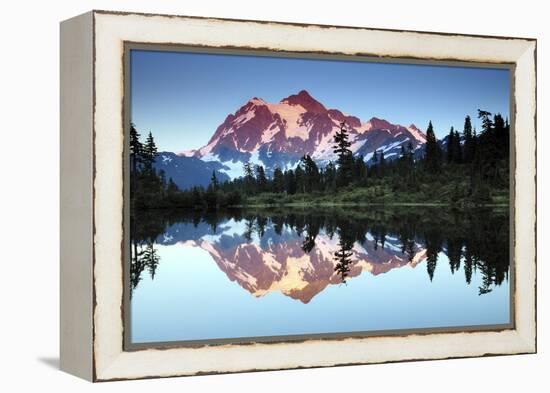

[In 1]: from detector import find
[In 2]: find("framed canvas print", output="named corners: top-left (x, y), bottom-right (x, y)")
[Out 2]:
top-left (60, 10), bottom-right (537, 381)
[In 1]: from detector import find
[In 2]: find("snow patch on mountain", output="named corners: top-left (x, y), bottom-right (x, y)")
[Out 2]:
top-left (380, 140), bottom-right (407, 153)
top-left (161, 154), bottom-right (173, 163)
top-left (233, 109), bottom-right (256, 126)
top-left (174, 90), bottom-right (427, 181)
top-left (260, 121), bottom-right (280, 144)
top-left (311, 127), bottom-right (340, 161)
top-left (266, 102), bottom-right (308, 139)
top-left (349, 136), bottom-right (368, 154)
top-left (217, 158), bottom-right (244, 178)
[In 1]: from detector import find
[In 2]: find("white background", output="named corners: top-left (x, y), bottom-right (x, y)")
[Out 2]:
top-left (0, 0), bottom-right (546, 391)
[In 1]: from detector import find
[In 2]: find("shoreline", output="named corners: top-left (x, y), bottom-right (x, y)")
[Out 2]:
top-left (238, 202), bottom-right (509, 208)
top-left (134, 201), bottom-right (510, 211)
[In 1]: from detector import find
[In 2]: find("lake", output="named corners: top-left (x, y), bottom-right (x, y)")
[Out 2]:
top-left (127, 206), bottom-right (511, 346)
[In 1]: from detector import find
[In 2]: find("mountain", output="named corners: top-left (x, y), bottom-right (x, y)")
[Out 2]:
top-left (181, 90), bottom-right (427, 179)
top-left (157, 219), bottom-right (427, 304)
top-left (195, 233), bottom-right (427, 304)
top-left (439, 132), bottom-right (465, 148)
top-left (153, 152), bottom-right (230, 190)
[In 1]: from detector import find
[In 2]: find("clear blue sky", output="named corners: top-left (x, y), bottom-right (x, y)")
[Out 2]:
top-left (130, 49), bottom-right (510, 152)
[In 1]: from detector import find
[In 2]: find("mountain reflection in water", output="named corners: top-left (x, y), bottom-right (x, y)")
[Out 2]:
top-left (129, 207), bottom-right (509, 304)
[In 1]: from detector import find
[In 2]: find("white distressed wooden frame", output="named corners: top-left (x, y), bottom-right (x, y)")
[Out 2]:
top-left (60, 10), bottom-right (536, 382)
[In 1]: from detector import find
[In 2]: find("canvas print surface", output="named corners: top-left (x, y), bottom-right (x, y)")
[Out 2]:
top-left (126, 48), bottom-right (512, 346)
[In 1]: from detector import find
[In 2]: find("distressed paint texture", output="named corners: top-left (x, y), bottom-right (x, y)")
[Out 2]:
top-left (84, 11), bottom-right (536, 381)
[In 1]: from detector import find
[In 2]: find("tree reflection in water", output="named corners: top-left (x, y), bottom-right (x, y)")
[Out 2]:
top-left (129, 206), bottom-right (509, 297)
top-left (333, 229), bottom-right (355, 284)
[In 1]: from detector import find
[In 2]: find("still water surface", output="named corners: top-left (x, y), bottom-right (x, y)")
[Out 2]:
top-left (129, 207), bottom-right (510, 344)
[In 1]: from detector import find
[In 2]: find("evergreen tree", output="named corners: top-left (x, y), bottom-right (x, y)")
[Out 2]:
top-left (447, 127), bottom-right (462, 164)
top-left (407, 141), bottom-right (415, 168)
top-left (205, 183), bottom-right (217, 209)
top-left (129, 123), bottom-right (143, 173)
top-left (255, 165), bottom-right (268, 192)
top-left (463, 115), bottom-right (474, 163)
top-left (284, 169), bottom-right (297, 195)
top-left (400, 145), bottom-right (406, 159)
top-left (243, 162), bottom-right (254, 180)
top-left (243, 162), bottom-right (255, 193)
top-left (333, 231), bottom-right (354, 284)
top-left (129, 107), bottom-right (510, 209)
top-left (426, 243), bottom-right (438, 282)
top-left (300, 155), bottom-right (320, 192)
top-left (129, 239), bottom-right (145, 291)
top-left (493, 113), bottom-right (506, 158)
top-left (167, 178), bottom-right (178, 192)
top-left (453, 129), bottom-right (462, 163)
top-left (167, 177), bottom-right (178, 195)
top-left (353, 155), bottom-right (367, 185)
top-left (210, 171), bottom-right (219, 190)
top-left (478, 110), bottom-right (493, 135)
top-left (379, 151), bottom-right (386, 177)
top-left (372, 150), bottom-right (378, 164)
top-left (464, 250), bottom-right (473, 284)
top-left (504, 116), bottom-right (510, 157)
top-left (447, 127), bottom-right (456, 163)
top-left (477, 109), bottom-right (498, 181)
top-left (371, 150), bottom-right (379, 178)
top-left (142, 132), bottom-right (158, 174)
top-left (295, 165), bottom-right (306, 193)
top-left (399, 141), bottom-right (415, 183)
top-left (273, 167), bottom-right (285, 193)
top-left (191, 187), bottom-right (202, 207)
top-left (447, 238), bottom-right (463, 274)
top-left (472, 127), bottom-right (478, 160)
top-left (333, 122), bottom-right (352, 159)
top-left (142, 242), bottom-right (160, 280)
top-left (333, 122), bottom-right (354, 186)
top-left (324, 161), bottom-right (336, 191)
top-left (397, 145), bottom-right (410, 178)
top-left (158, 169), bottom-right (167, 197)
top-left (424, 121), bottom-right (441, 172)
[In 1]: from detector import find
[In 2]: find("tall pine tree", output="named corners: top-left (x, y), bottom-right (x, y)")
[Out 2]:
top-left (243, 162), bottom-right (255, 193)
top-left (463, 115), bottom-right (474, 163)
top-left (295, 165), bottom-right (306, 193)
top-left (379, 151), bottom-right (386, 177)
top-left (333, 122), bottom-right (354, 186)
top-left (424, 121), bottom-right (441, 172)
top-left (142, 132), bottom-right (158, 174)
top-left (210, 170), bottom-right (219, 190)
top-left (255, 165), bottom-right (268, 192)
top-left (452, 129), bottom-right (462, 163)
top-left (447, 127), bottom-right (456, 163)
top-left (284, 169), bottom-right (297, 195)
top-left (301, 155), bottom-right (320, 192)
top-left (129, 123), bottom-right (143, 173)
top-left (273, 167), bottom-right (285, 193)
top-left (324, 161), bottom-right (336, 191)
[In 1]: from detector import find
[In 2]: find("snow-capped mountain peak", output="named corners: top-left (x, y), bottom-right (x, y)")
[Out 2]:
top-left (176, 90), bottom-right (427, 182)
top-left (280, 89), bottom-right (327, 114)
